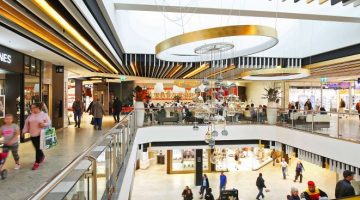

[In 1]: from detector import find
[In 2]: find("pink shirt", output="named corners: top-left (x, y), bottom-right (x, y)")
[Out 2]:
top-left (22, 112), bottom-right (51, 137)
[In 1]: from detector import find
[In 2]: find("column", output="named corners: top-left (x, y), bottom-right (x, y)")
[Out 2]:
top-left (195, 149), bottom-right (203, 186)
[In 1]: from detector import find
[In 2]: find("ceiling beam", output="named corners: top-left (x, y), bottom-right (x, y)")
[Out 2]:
top-left (114, 3), bottom-right (360, 23)
top-left (354, 0), bottom-right (360, 7)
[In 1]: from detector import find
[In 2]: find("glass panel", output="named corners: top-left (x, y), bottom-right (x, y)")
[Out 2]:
top-left (96, 150), bottom-right (106, 200)
top-left (24, 74), bottom-right (41, 126)
top-left (63, 174), bottom-right (89, 200)
top-left (30, 57), bottom-right (36, 75)
top-left (24, 55), bottom-right (30, 74)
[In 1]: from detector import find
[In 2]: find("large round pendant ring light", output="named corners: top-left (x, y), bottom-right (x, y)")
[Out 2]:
top-left (240, 68), bottom-right (311, 81)
top-left (155, 25), bottom-right (278, 62)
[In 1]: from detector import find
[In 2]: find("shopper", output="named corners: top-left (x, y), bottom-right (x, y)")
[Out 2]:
top-left (302, 181), bottom-right (328, 200)
top-left (256, 173), bottom-right (266, 200)
top-left (0, 114), bottom-right (20, 170)
top-left (72, 98), bottom-right (84, 128)
top-left (356, 100), bottom-right (360, 120)
top-left (287, 187), bottom-right (300, 200)
top-left (339, 98), bottom-right (346, 114)
top-left (23, 102), bottom-right (51, 170)
top-left (271, 149), bottom-right (277, 166)
top-left (204, 188), bottom-right (214, 200)
top-left (335, 170), bottom-right (356, 198)
top-left (294, 161), bottom-right (305, 183)
top-left (91, 98), bottom-right (105, 130)
top-left (200, 174), bottom-right (210, 199)
top-left (304, 99), bottom-right (313, 111)
top-left (181, 186), bottom-right (193, 200)
top-left (219, 172), bottom-right (227, 192)
top-left (281, 158), bottom-right (288, 180)
top-left (112, 97), bottom-right (122, 123)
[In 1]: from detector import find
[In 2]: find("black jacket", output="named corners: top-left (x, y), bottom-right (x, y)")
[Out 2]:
top-left (335, 179), bottom-right (355, 198)
top-left (204, 193), bottom-right (214, 200)
top-left (202, 177), bottom-right (210, 187)
top-left (256, 176), bottom-right (266, 189)
top-left (112, 99), bottom-right (122, 113)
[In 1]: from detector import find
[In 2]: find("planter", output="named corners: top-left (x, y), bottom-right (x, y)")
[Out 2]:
top-left (267, 101), bottom-right (278, 125)
top-left (134, 101), bottom-right (145, 127)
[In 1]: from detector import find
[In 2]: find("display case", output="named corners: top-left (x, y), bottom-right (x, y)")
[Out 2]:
top-left (167, 149), bottom-right (210, 174)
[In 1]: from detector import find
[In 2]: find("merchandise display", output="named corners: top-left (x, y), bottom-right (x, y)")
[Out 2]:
top-left (171, 149), bottom-right (209, 172)
top-left (213, 147), bottom-right (272, 171)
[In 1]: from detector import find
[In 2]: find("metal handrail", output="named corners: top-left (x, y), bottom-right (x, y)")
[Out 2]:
top-left (26, 111), bottom-right (134, 200)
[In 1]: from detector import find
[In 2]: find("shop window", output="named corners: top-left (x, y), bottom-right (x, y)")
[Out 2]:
top-left (24, 56), bottom-right (30, 74)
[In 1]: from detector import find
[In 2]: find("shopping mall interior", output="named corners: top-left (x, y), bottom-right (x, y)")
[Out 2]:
top-left (0, 0), bottom-right (360, 200)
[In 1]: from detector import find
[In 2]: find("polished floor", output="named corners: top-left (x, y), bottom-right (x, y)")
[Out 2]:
top-left (131, 157), bottom-right (337, 200)
top-left (0, 114), bottom-right (116, 200)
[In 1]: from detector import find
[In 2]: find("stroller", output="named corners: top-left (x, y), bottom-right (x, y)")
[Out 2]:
top-left (0, 144), bottom-right (8, 179)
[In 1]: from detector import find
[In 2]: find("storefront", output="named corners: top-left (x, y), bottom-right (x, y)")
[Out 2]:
top-left (0, 45), bottom-right (53, 140)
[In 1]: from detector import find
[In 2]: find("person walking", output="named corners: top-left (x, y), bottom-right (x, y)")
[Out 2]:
top-left (281, 158), bottom-right (288, 180)
top-left (356, 100), bottom-right (360, 120)
top-left (204, 188), bottom-right (214, 200)
top-left (271, 149), bottom-right (277, 166)
top-left (112, 97), bottom-right (122, 123)
top-left (22, 102), bottom-right (51, 170)
top-left (182, 186), bottom-right (193, 200)
top-left (339, 98), bottom-right (346, 117)
top-left (335, 170), bottom-right (356, 198)
top-left (287, 187), bottom-right (300, 200)
top-left (200, 174), bottom-right (210, 199)
top-left (91, 98), bottom-right (105, 130)
top-left (219, 172), bottom-right (227, 193)
top-left (72, 98), bottom-right (84, 128)
top-left (302, 181), bottom-right (327, 200)
top-left (294, 161), bottom-right (305, 183)
top-left (256, 173), bottom-right (266, 200)
top-left (0, 114), bottom-right (21, 170)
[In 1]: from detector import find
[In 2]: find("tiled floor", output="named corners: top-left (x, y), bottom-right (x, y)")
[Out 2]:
top-left (132, 158), bottom-right (337, 200)
top-left (0, 114), bottom-right (117, 200)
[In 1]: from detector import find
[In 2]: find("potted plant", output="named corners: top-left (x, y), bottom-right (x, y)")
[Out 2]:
top-left (263, 87), bottom-right (280, 125)
top-left (134, 86), bottom-right (147, 127)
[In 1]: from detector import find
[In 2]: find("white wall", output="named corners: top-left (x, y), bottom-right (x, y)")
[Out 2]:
top-left (245, 81), bottom-right (270, 106)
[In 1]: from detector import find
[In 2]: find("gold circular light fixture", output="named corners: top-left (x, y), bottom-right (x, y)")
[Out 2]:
top-left (240, 68), bottom-right (310, 80)
top-left (174, 80), bottom-right (201, 88)
top-left (155, 25), bottom-right (278, 62)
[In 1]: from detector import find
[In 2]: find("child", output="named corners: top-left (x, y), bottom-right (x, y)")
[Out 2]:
top-left (0, 114), bottom-right (20, 169)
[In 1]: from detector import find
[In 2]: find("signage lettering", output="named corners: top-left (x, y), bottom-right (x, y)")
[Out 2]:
top-left (0, 52), bottom-right (12, 64)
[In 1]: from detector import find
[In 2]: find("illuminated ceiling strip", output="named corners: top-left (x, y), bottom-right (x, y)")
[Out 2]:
top-left (32, 0), bottom-right (118, 74)
top-left (206, 65), bottom-right (236, 78)
top-left (71, 0), bottom-right (126, 74)
top-left (307, 0), bottom-right (314, 3)
top-left (319, 0), bottom-right (329, 4)
top-left (167, 64), bottom-right (182, 78)
top-left (183, 63), bottom-right (210, 79)
top-left (130, 61), bottom-right (138, 76)
top-left (0, 2), bottom-right (101, 72)
top-left (161, 62), bottom-right (174, 78)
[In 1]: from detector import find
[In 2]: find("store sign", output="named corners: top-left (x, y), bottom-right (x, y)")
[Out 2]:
top-left (119, 75), bottom-right (126, 81)
top-left (325, 82), bottom-right (350, 89)
top-left (320, 77), bottom-right (328, 84)
top-left (0, 52), bottom-right (11, 64)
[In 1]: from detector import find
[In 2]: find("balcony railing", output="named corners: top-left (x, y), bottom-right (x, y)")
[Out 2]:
top-left (139, 106), bottom-right (360, 143)
top-left (27, 111), bottom-right (136, 200)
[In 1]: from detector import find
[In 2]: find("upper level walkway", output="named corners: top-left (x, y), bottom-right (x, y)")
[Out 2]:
top-left (0, 114), bottom-right (116, 200)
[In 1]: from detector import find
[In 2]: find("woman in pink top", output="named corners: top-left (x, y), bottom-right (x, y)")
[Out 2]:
top-left (22, 103), bottom-right (51, 170)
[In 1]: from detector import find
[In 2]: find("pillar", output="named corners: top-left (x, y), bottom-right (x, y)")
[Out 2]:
top-left (195, 149), bottom-right (203, 186)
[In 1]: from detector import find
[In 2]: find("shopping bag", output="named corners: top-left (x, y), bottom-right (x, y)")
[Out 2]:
top-left (41, 127), bottom-right (58, 150)
top-left (40, 128), bottom-right (46, 150)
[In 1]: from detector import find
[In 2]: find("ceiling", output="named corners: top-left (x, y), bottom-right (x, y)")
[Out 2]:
top-left (0, 26), bottom-right (90, 76)
top-left (102, 0), bottom-right (360, 58)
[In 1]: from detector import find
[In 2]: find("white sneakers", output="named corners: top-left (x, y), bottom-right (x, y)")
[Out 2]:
top-left (14, 164), bottom-right (21, 170)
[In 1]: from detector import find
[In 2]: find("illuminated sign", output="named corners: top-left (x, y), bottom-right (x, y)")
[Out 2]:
top-left (0, 52), bottom-right (12, 64)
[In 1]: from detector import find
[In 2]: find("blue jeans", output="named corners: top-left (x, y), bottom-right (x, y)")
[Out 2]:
top-left (256, 187), bottom-right (264, 199)
top-left (282, 167), bottom-right (287, 179)
top-left (94, 118), bottom-right (103, 130)
top-left (74, 111), bottom-right (82, 127)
